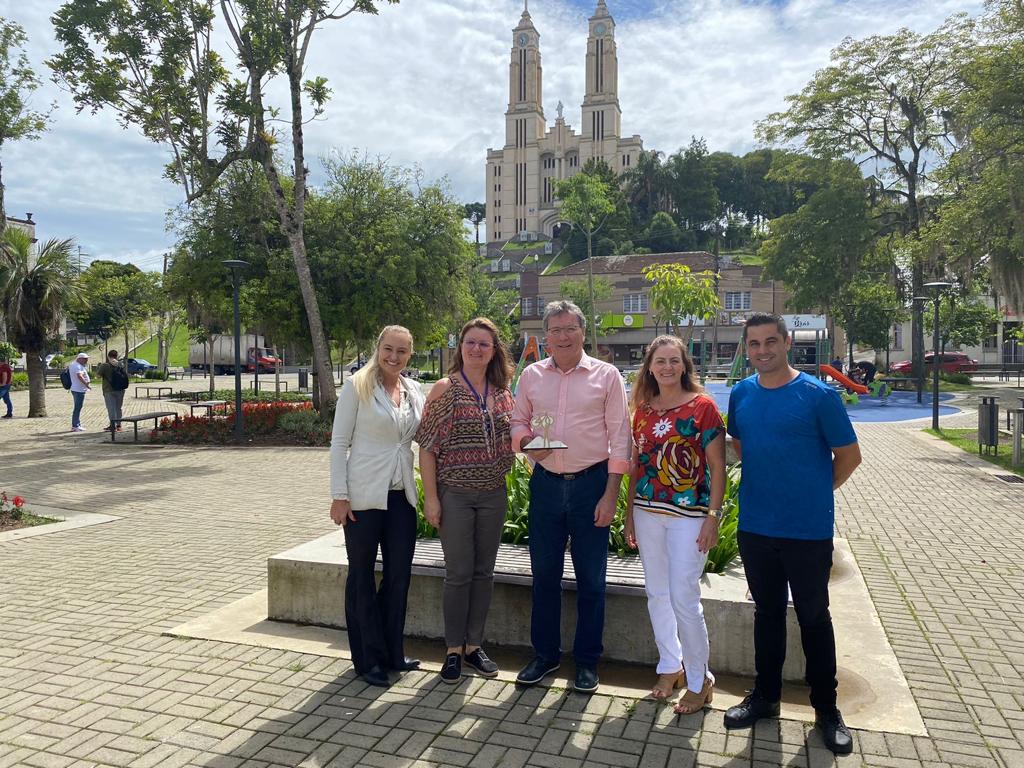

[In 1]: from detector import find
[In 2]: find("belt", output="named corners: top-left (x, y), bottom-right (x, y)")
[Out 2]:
top-left (536, 459), bottom-right (608, 481)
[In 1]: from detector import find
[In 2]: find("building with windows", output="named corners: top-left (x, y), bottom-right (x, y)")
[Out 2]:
top-left (519, 251), bottom-right (793, 368)
top-left (485, 1), bottom-right (645, 244)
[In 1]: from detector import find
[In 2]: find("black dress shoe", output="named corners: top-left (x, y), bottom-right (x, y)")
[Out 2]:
top-left (392, 657), bottom-right (420, 672)
top-left (359, 666), bottom-right (390, 687)
top-left (573, 666), bottom-right (599, 694)
top-left (816, 708), bottom-right (853, 754)
top-left (724, 691), bottom-right (780, 729)
top-left (516, 657), bottom-right (560, 686)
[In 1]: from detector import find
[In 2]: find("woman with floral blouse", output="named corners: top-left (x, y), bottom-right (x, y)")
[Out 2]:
top-left (625, 335), bottom-right (726, 714)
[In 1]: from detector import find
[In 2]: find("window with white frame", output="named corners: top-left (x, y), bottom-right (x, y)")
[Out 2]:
top-left (724, 291), bottom-right (752, 311)
top-left (522, 297), bottom-right (534, 316)
top-left (623, 293), bottom-right (648, 313)
top-left (893, 324), bottom-right (903, 350)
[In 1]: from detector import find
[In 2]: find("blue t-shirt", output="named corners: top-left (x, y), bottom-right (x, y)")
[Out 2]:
top-left (727, 371), bottom-right (857, 540)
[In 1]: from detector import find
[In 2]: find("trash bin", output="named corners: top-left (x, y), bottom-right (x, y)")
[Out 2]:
top-left (298, 368), bottom-right (309, 390)
top-left (978, 396), bottom-right (999, 455)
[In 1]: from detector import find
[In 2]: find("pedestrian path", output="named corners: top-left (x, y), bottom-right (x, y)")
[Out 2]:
top-left (1, 383), bottom-right (1022, 767)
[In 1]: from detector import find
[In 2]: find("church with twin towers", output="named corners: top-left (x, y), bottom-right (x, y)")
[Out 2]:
top-left (485, 1), bottom-right (645, 245)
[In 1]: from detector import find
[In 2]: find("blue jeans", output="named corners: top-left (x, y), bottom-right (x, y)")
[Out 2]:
top-left (0, 385), bottom-right (11, 416)
top-left (71, 391), bottom-right (86, 428)
top-left (528, 461), bottom-right (610, 667)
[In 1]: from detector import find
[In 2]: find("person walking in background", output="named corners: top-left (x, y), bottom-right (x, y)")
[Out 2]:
top-left (96, 350), bottom-right (128, 432)
top-left (69, 352), bottom-right (92, 432)
top-left (725, 313), bottom-right (861, 754)
top-left (624, 335), bottom-right (725, 714)
top-left (416, 318), bottom-right (515, 685)
top-left (329, 325), bottom-right (424, 688)
top-left (511, 300), bottom-right (631, 694)
top-left (0, 351), bottom-right (13, 419)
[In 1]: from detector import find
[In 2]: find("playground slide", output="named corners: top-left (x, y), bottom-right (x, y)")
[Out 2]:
top-left (820, 364), bottom-right (869, 394)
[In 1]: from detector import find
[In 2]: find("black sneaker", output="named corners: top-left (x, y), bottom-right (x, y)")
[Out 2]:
top-left (440, 652), bottom-right (462, 684)
top-left (724, 691), bottom-right (781, 729)
top-left (464, 648), bottom-right (498, 678)
top-left (516, 657), bottom-right (560, 686)
top-left (1, 414), bottom-right (12, 419)
top-left (816, 708), bottom-right (853, 754)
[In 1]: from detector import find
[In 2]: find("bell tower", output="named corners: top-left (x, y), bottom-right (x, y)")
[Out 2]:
top-left (581, 0), bottom-right (621, 153)
top-left (504, 2), bottom-right (544, 238)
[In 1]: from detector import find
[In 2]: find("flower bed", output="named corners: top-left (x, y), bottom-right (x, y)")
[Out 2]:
top-left (414, 458), bottom-right (742, 574)
top-left (149, 401), bottom-right (331, 446)
top-left (0, 492), bottom-right (58, 532)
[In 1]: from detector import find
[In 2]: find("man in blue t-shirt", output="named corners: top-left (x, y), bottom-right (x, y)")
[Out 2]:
top-left (725, 313), bottom-right (861, 754)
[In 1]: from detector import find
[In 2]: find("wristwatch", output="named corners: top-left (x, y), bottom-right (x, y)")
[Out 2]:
top-left (707, 509), bottom-right (723, 521)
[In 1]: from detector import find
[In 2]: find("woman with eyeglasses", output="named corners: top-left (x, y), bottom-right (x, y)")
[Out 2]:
top-left (415, 317), bottom-right (515, 684)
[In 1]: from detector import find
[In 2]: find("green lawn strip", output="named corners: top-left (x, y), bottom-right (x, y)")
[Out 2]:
top-left (924, 427), bottom-right (1024, 478)
top-left (132, 324), bottom-right (190, 367)
top-left (542, 248), bottom-right (576, 274)
top-left (0, 511), bottom-right (61, 530)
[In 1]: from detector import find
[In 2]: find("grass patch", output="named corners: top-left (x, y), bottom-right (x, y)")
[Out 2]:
top-left (924, 427), bottom-right (1024, 478)
top-left (132, 323), bottom-right (190, 368)
top-left (543, 248), bottom-right (575, 274)
top-left (0, 511), bottom-right (61, 532)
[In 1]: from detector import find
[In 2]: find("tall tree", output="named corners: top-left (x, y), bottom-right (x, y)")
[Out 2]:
top-left (554, 172), bottom-right (615, 354)
top-left (50, 0), bottom-right (399, 413)
top-left (71, 261), bottom-right (159, 354)
top-left (666, 138), bottom-right (719, 239)
top-left (642, 263), bottom-right (721, 343)
top-left (757, 17), bottom-right (976, 381)
top-left (0, 228), bottom-right (78, 417)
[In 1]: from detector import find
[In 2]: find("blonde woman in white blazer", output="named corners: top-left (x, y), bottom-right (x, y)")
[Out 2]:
top-left (330, 325), bottom-right (425, 688)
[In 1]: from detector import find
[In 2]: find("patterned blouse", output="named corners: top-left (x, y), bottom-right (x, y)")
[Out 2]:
top-left (415, 377), bottom-right (515, 490)
top-left (632, 394), bottom-right (724, 518)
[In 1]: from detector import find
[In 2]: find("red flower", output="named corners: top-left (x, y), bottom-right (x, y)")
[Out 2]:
top-left (12, 496), bottom-right (24, 507)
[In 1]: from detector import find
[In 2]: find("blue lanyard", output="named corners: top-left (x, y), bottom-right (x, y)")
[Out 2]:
top-left (460, 372), bottom-right (489, 413)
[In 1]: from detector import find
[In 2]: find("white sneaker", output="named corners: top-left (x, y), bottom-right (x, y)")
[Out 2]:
top-left (72, 426), bottom-right (86, 432)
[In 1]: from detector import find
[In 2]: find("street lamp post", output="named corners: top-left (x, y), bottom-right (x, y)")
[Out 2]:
top-left (924, 281), bottom-right (952, 430)
top-left (223, 260), bottom-right (250, 440)
top-left (912, 296), bottom-right (929, 403)
top-left (883, 307), bottom-right (898, 373)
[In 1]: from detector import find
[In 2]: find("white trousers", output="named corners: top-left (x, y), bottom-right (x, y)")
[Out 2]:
top-left (634, 509), bottom-right (711, 693)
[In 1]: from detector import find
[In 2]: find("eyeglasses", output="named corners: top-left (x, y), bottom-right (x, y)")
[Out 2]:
top-left (546, 326), bottom-right (581, 337)
top-left (463, 340), bottom-right (493, 350)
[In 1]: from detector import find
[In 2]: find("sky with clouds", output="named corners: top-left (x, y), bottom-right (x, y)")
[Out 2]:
top-left (1, 0), bottom-right (983, 271)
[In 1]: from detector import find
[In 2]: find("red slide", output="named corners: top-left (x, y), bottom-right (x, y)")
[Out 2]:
top-left (820, 364), bottom-right (869, 394)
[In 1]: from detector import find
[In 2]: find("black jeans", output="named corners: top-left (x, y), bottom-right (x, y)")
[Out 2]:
top-left (737, 530), bottom-right (837, 712)
top-left (343, 490), bottom-right (416, 675)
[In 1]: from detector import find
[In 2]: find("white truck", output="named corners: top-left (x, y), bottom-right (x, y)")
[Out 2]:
top-left (188, 334), bottom-right (282, 374)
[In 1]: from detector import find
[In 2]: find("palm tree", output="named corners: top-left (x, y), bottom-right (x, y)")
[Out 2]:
top-left (622, 149), bottom-right (667, 224)
top-left (0, 228), bottom-right (79, 417)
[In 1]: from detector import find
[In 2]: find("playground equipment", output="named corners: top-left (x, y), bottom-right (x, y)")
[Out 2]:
top-left (512, 335), bottom-right (543, 392)
top-left (820, 364), bottom-right (868, 395)
top-left (726, 343), bottom-right (747, 386)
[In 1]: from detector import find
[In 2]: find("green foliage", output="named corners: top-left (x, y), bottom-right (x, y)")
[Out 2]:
top-left (9, 371), bottom-right (27, 390)
top-left (133, 322), bottom-right (190, 367)
top-left (0, 340), bottom-right (16, 361)
top-left (70, 261), bottom-right (160, 345)
top-left (939, 372), bottom-right (972, 385)
top-left (834, 279), bottom-right (902, 351)
top-left (184, 388), bottom-right (310, 404)
top-left (560, 278), bottom-right (612, 330)
top-left (277, 408), bottom-right (331, 439)
top-left (938, 295), bottom-right (1000, 348)
top-left (642, 263), bottom-right (721, 341)
top-left (415, 456), bottom-right (741, 574)
top-left (555, 172), bottom-right (615, 238)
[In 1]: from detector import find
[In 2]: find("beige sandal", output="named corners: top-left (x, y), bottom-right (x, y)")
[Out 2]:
top-left (673, 676), bottom-right (714, 714)
top-left (651, 670), bottom-right (685, 699)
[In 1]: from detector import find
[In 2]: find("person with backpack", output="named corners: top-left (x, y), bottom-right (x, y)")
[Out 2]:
top-left (68, 352), bottom-right (92, 432)
top-left (97, 350), bottom-right (129, 432)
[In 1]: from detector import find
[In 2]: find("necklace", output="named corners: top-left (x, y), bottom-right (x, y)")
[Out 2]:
top-left (460, 371), bottom-right (495, 448)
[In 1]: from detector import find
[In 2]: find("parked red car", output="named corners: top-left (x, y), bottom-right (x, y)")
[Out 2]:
top-left (890, 352), bottom-right (979, 375)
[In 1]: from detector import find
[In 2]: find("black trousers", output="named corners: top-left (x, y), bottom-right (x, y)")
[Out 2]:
top-left (737, 530), bottom-right (838, 712)
top-left (343, 490), bottom-right (416, 675)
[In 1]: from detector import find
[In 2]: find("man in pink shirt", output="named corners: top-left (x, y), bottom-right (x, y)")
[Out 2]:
top-left (511, 300), bottom-right (631, 693)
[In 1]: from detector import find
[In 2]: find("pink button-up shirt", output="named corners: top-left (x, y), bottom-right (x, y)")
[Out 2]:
top-left (511, 354), bottom-right (631, 476)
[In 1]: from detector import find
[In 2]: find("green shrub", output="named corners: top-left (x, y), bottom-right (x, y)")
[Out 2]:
top-left (143, 369), bottom-right (167, 380)
top-left (49, 354), bottom-right (66, 370)
top-left (0, 341), bottom-right (17, 362)
top-left (415, 456), bottom-right (742, 574)
top-left (278, 408), bottom-right (330, 436)
top-left (940, 372), bottom-right (972, 385)
top-left (10, 372), bottom-right (28, 391)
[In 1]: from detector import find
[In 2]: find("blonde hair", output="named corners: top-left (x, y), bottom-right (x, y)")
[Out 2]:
top-left (630, 335), bottom-right (701, 411)
top-left (351, 325), bottom-right (414, 403)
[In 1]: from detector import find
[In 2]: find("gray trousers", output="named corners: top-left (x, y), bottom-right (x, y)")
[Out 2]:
top-left (103, 390), bottom-right (125, 427)
top-left (438, 485), bottom-right (507, 648)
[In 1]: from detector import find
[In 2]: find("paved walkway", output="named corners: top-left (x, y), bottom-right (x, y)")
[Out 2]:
top-left (1, 380), bottom-right (1022, 767)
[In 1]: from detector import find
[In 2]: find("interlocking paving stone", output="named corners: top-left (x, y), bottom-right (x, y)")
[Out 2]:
top-left (2, 383), bottom-right (1023, 766)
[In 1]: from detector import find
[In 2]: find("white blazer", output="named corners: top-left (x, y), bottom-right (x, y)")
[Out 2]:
top-left (330, 376), bottom-right (424, 510)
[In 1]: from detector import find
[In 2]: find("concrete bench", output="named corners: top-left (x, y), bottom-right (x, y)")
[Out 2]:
top-left (267, 534), bottom-right (812, 680)
top-left (115, 411), bottom-right (178, 442)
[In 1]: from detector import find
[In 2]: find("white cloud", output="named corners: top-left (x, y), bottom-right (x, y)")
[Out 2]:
top-left (0, 0), bottom-right (983, 261)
